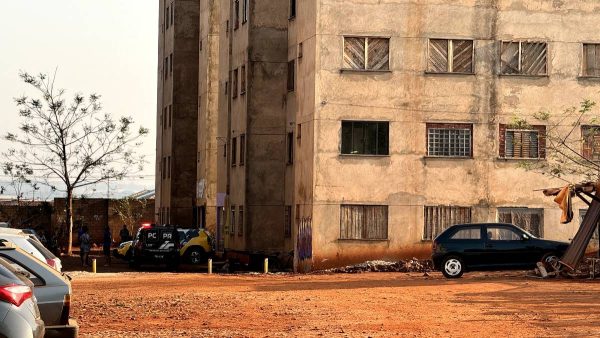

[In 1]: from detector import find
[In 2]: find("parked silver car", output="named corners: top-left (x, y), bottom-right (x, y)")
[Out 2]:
top-left (0, 242), bottom-right (78, 337)
top-left (0, 256), bottom-right (45, 338)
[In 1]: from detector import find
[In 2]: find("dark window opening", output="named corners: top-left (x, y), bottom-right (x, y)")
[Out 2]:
top-left (341, 121), bottom-right (389, 155)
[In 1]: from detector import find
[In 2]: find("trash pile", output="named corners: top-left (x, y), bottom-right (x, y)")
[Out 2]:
top-left (321, 258), bottom-right (433, 274)
top-left (533, 257), bottom-right (600, 279)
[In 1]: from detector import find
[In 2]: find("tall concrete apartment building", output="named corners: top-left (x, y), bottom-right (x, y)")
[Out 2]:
top-left (158, 0), bottom-right (600, 271)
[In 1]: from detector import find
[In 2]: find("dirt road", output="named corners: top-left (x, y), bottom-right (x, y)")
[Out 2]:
top-left (71, 270), bottom-right (600, 337)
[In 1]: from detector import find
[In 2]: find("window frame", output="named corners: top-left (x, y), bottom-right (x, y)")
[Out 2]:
top-left (500, 40), bottom-right (548, 76)
top-left (232, 68), bottom-right (238, 98)
top-left (581, 43), bottom-right (600, 78)
top-left (242, 0), bottom-right (249, 24)
top-left (339, 204), bottom-right (389, 241)
top-left (287, 132), bottom-right (294, 165)
top-left (582, 125), bottom-right (600, 161)
top-left (289, 0), bottom-right (297, 20)
top-left (239, 134), bottom-right (245, 166)
top-left (426, 38), bottom-right (475, 75)
top-left (342, 36), bottom-right (391, 72)
top-left (504, 128), bottom-right (541, 159)
top-left (240, 65), bottom-right (246, 95)
top-left (499, 124), bottom-right (546, 160)
top-left (287, 59), bottom-right (295, 92)
top-left (340, 120), bottom-right (390, 156)
top-left (234, 0), bottom-right (240, 30)
top-left (231, 136), bottom-right (237, 167)
top-left (426, 123), bottom-right (473, 158)
top-left (238, 206), bottom-right (244, 237)
top-left (497, 207), bottom-right (544, 238)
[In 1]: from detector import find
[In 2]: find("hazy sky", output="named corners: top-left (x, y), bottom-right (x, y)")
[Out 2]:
top-left (0, 0), bottom-right (158, 199)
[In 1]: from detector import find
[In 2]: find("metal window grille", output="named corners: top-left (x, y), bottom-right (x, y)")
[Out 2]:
top-left (423, 206), bottom-right (471, 240)
top-left (497, 208), bottom-right (543, 238)
top-left (340, 205), bottom-right (388, 240)
top-left (501, 41), bottom-right (547, 75)
top-left (428, 39), bottom-right (474, 73)
top-left (505, 130), bottom-right (539, 159)
top-left (343, 37), bottom-right (389, 71)
top-left (427, 127), bottom-right (472, 157)
top-left (582, 125), bottom-right (600, 161)
top-left (341, 121), bottom-right (389, 155)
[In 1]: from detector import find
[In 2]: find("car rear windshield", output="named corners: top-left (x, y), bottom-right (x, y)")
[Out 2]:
top-left (0, 257), bottom-right (26, 285)
top-left (26, 238), bottom-right (56, 259)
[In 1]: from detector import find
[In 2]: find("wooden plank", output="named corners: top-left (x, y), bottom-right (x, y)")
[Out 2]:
top-left (367, 38), bottom-right (389, 71)
top-left (344, 37), bottom-right (366, 70)
top-left (428, 39), bottom-right (448, 72)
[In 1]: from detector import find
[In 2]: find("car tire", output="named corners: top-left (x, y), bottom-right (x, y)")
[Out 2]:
top-left (442, 255), bottom-right (464, 278)
top-left (188, 247), bottom-right (206, 265)
top-left (542, 252), bottom-right (560, 271)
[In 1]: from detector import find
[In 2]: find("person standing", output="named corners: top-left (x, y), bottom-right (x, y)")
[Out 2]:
top-left (119, 224), bottom-right (130, 244)
top-left (103, 225), bottom-right (113, 267)
top-left (79, 226), bottom-right (91, 267)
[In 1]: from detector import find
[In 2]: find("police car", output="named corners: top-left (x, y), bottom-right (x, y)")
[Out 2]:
top-left (129, 224), bottom-right (180, 270)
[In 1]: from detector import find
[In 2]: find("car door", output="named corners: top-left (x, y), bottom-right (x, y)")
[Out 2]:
top-left (484, 224), bottom-right (524, 267)
top-left (446, 226), bottom-right (486, 267)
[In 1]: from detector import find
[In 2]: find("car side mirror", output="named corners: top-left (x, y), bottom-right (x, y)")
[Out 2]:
top-left (522, 234), bottom-right (529, 241)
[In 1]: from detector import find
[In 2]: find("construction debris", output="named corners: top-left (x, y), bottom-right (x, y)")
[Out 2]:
top-left (533, 257), bottom-right (600, 279)
top-left (319, 259), bottom-right (433, 274)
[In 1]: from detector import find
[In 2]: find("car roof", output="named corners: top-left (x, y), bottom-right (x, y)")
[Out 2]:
top-left (450, 223), bottom-right (515, 228)
top-left (0, 228), bottom-right (28, 236)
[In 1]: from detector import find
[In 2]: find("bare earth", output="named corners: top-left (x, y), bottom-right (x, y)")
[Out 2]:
top-left (71, 269), bottom-right (600, 338)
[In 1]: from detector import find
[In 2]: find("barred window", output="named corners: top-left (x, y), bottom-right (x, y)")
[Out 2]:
top-left (428, 39), bottom-right (474, 74)
top-left (343, 37), bottom-right (390, 71)
top-left (583, 44), bottom-right (600, 77)
top-left (284, 206), bottom-right (292, 238)
top-left (424, 206), bottom-right (472, 240)
top-left (340, 205), bottom-right (388, 240)
top-left (582, 125), bottom-right (600, 161)
top-left (498, 208), bottom-right (543, 238)
top-left (426, 123), bottom-right (472, 157)
top-left (341, 121), bottom-right (389, 155)
top-left (499, 125), bottom-right (545, 159)
top-left (501, 41), bottom-right (547, 75)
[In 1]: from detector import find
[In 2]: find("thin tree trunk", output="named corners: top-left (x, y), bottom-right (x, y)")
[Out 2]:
top-left (66, 190), bottom-right (74, 255)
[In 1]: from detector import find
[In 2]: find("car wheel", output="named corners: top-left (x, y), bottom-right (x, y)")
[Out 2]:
top-left (188, 247), bottom-right (206, 265)
top-left (542, 252), bottom-right (559, 271)
top-left (442, 256), bottom-right (464, 278)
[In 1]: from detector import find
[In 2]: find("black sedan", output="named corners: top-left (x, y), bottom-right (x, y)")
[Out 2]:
top-left (432, 223), bottom-right (569, 278)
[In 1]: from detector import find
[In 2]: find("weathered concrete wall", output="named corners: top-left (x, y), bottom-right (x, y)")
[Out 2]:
top-left (302, 0), bottom-right (600, 269)
top-left (156, 0), bottom-right (200, 227)
top-left (197, 0), bottom-right (221, 232)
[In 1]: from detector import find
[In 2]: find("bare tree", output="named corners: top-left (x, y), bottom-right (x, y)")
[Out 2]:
top-left (516, 100), bottom-right (600, 183)
top-left (112, 197), bottom-right (149, 236)
top-left (3, 72), bottom-right (148, 254)
top-left (0, 163), bottom-right (33, 227)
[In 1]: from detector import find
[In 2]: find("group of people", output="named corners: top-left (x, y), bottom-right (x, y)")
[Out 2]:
top-left (77, 224), bottom-right (132, 267)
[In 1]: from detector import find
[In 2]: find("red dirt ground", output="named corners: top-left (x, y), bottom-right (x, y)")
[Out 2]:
top-left (70, 267), bottom-right (600, 338)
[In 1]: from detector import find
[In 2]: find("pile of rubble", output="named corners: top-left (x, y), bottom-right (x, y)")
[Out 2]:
top-left (533, 257), bottom-right (600, 279)
top-left (321, 259), bottom-right (433, 274)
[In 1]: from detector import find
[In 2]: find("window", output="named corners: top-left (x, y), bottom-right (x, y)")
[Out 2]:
top-left (289, 0), bottom-right (296, 19)
top-left (169, 53), bottom-right (173, 75)
top-left (230, 206), bottom-right (236, 236)
top-left (234, 0), bottom-right (240, 30)
top-left (341, 121), bottom-right (389, 155)
top-left (427, 39), bottom-right (474, 74)
top-left (582, 44), bottom-right (600, 77)
top-left (284, 206), bottom-right (292, 238)
top-left (232, 69), bottom-right (238, 98)
top-left (239, 134), bottom-right (245, 166)
top-left (167, 156), bottom-right (171, 178)
top-left (0, 255), bottom-right (43, 286)
top-left (343, 37), bottom-right (390, 71)
top-left (224, 81), bottom-right (228, 95)
top-left (500, 41), bottom-right (547, 75)
top-left (223, 143), bottom-right (227, 158)
top-left (499, 125), bottom-right (545, 159)
top-left (298, 42), bottom-right (303, 59)
top-left (165, 6), bottom-right (170, 29)
top-left (426, 123), bottom-right (472, 157)
top-left (199, 40), bottom-right (203, 51)
top-left (162, 157), bottom-right (166, 179)
top-left (498, 208), bottom-right (543, 238)
top-left (238, 206), bottom-right (244, 236)
top-left (579, 209), bottom-right (600, 240)
top-left (340, 205), bottom-right (388, 240)
top-left (231, 137), bottom-right (237, 167)
top-left (582, 126), bottom-right (600, 161)
top-left (486, 226), bottom-right (521, 241)
top-left (163, 107), bottom-right (167, 129)
top-left (287, 132), bottom-right (294, 164)
top-left (171, 2), bottom-right (174, 26)
top-left (240, 65), bottom-right (246, 94)
top-left (450, 227), bottom-right (481, 240)
top-left (423, 206), bottom-right (472, 240)
top-left (287, 60), bottom-right (295, 92)
top-left (168, 105), bottom-right (172, 128)
top-left (297, 123), bottom-right (302, 141)
top-left (164, 57), bottom-right (169, 79)
top-left (243, 0), bottom-right (249, 23)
